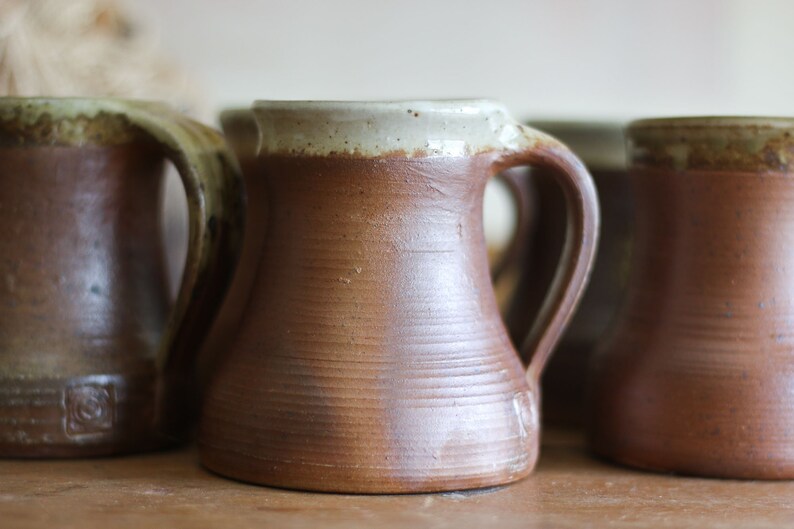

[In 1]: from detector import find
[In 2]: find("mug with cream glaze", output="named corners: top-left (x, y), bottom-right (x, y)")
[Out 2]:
top-left (200, 100), bottom-right (599, 493)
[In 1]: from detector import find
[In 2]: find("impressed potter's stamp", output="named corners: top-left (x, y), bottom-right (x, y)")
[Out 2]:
top-left (65, 383), bottom-right (115, 437)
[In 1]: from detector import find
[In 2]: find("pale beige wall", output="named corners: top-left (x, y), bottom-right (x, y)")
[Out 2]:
top-left (136, 0), bottom-right (794, 253)
top-left (134, 0), bottom-right (794, 119)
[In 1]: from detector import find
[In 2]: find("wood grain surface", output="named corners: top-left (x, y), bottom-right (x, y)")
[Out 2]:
top-left (2, 430), bottom-right (792, 529)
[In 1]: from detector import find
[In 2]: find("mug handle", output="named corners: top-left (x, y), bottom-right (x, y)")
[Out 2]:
top-left (104, 100), bottom-right (245, 435)
top-left (492, 124), bottom-right (599, 385)
top-left (489, 167), bottom-right (535, 283)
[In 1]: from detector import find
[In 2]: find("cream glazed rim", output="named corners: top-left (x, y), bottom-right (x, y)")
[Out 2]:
top-left (252, 99), bottom-right (542, 158)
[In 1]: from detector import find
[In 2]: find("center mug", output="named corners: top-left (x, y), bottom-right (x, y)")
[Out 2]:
top-left (199, 100), bottom-right (599, 493)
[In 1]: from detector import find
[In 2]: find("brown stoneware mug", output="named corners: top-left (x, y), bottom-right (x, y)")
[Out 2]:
top-left (199, 109), bottom-right (536, 392)
top-left (588, 117), bottom-right (794, 479)
top-left (504, 122), bottom-right (631, 427)
top-left (200, 100), bottom-right (600, 493)
top-left (0, 97), bottom-right (243, 457)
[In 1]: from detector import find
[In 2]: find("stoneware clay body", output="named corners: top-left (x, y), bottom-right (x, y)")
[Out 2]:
top-left (197, 109), bottom-right (266, 388)
top-left (588, 117), bottom-right (794, 479)
top-left (0, 97), bottom-right (243, 457)
top-left (199, 100), bottom-right (600, 493)
top-left (505, 122), bottom-right (630, 427)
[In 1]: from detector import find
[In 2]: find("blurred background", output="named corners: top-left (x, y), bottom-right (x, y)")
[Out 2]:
top-left (134, 0), bottom-right (794, 119)
top-left (2, 0), bottom-right (793, 286)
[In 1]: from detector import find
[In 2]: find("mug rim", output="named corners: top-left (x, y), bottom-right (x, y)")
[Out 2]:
top-left (627, 116), bottom-right (794, 172)
top-left (0, 96), bottom-right (170, 147)
top-left (0, 95), bottom-right (166, 109)
top-left (629, 115), bottom-right (794, 131)
top-left (251, 99), bottom-right (523, 158)
top-left (252, 99), bottom-right (507, 114)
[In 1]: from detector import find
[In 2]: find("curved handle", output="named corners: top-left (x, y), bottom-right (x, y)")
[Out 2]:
top-left (489, 167), bottom-right (535, 283)
top-left (103, 100), bottom-right (245, 432)
top-left (492, 124), bottom-right (599, 384)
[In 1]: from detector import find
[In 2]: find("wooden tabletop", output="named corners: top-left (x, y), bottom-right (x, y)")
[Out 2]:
top-left (2, 430), bottom-right (793, 529)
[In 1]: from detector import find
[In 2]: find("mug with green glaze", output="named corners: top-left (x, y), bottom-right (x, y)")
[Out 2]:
top-left (0, 97), bottom-right (244, 457)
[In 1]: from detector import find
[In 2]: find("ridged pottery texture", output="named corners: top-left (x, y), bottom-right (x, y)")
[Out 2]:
top-left (199, 100), bottom-right (599, 493)
top-left (588, 117), bottom-right (794, 479)
top-left (0, 97), bottom-right (243, 457)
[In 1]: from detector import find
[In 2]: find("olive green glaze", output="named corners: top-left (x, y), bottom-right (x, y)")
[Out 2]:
top-left (218, 108), bottom-right (260, 157)
top-left (628, 116), bottom-right (794, 172)
top-left (197, 108), bottom-right (265, 390)
top-left (0, 97), bottom-right (244, 457)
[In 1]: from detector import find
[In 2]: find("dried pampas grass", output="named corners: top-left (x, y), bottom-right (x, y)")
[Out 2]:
top-left (0, 0), bottom-right (210, 297)
top-left (0, 0), bottom-right (207, 116)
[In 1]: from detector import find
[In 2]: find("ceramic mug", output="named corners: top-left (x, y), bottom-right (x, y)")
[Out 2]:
top-left (588, 117), bottom-right (794, 479)
top-left (199, 109), bottom-right (537, 390)
top-left (0, 97), bottom-right (243, 457)
top-left (504, 121), bottom-right (630, 427)
top-left (199, 100), bottom-right (599, 493)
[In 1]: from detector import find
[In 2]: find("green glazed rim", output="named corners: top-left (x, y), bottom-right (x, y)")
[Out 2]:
top-left (0, 96), bottom-right (170, 147)
top-left (627, 116), bottom-right (794, 172)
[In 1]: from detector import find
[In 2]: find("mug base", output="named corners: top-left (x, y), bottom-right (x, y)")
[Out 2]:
top-left (198, 444), bottom-right (533, 494)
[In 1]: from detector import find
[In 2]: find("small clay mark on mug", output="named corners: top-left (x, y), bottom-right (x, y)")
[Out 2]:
top-left (64, 383), bottom-right (115, 437)
top-left (512, 391), bottom-right (538, 440)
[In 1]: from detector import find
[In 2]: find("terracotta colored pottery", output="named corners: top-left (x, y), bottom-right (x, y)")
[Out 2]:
top-left (588, 117), bottom-right (794, 479)
top-left (197, 109), bottom-right (266, 388)
top-left (0, 98), bottom-right (243, 457)
top-left (199, 100), bottom-right (600, 493)
top-left (504, 122), bottom-right (630, 427)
